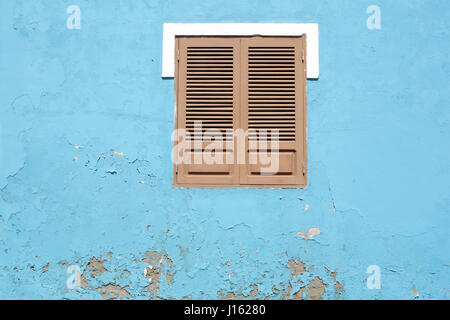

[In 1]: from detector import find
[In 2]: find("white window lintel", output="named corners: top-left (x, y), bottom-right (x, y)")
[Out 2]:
top-left (162, 23), bottom-right (319, 79)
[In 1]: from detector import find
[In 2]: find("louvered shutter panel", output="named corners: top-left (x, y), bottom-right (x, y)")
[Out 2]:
top-left (175, 37), bottom-right (240, 186)
top-left (239, 37), bottom-right (307, 186)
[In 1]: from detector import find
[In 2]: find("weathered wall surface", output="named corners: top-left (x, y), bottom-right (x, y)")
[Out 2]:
top-left (0, 0), bottom-right (449, 299)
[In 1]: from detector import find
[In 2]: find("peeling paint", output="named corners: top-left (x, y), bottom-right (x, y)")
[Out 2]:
top-left (79, 270), bottom-right (90, 289)
top-left (142, 251), bottom-right (173, 297)
top-left (334, 282), bottom-right (344, 297)
top-left (280, 282), bottom-right (293, 300)
top-left (306, 277), bottom-right (327, 300)
top-left (288, 259), bottom-right (306, 278)
top-left (97, 284), bottom-right (130, 300)
top-left (0, 0), bottom-right (448, 300)
top-left (218, 285), bottom-right (258, 300)
top-left (86, 257), bottom-right (107, 277)
top-left (292, 287), bottom-right (306, 300)
top-left (297, 227), bottom-right (321, 240)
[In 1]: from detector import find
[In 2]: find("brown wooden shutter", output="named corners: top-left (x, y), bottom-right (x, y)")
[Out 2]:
top-left (239, 37), bottom-right (307, 187)
top-left (174, 36), bottom-right (307, 188)
top-left (174, 37), bottom-right (240, 186)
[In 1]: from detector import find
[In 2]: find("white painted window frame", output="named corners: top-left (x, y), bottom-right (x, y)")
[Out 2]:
top-left (162, 23), bottom-right (319, 79)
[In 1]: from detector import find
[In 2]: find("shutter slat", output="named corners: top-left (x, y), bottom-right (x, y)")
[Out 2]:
top-left (186, 44), bottom-right (234, 139)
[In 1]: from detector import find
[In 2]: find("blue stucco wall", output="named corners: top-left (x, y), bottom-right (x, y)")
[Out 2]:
top-left (0, 0), bottom-right (449, 299)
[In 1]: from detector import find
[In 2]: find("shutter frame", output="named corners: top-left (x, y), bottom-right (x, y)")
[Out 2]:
top-left (173, 36), bottom-right (307, 188)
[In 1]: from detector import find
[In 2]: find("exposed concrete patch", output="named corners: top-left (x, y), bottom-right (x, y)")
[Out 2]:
top-left (306, 276), bottom-right (327, 300)
top-left (218, 285), bottom-right (258, 300)
top-left (292, 286), bottom-right (306, 300)
top-left (144, 267), bottom-right (161, 296)
top-left (97, 284), bottom-right (130, 300)
top-left (269, 260), bottom-right (338, 300)
top-left (330, 271), bottom-right (344, 297)
top-left (280, 282), bottom-right (293, 300)
top-left (142, 250), bottom-right (173, 297)
top-left (86, 257), bottom-right (107, 277)
top-left (142, 251), bottom-right (161, 265)
top-left (80, 270), bottom-right (90, 288)
top-left (325, 267), bottom-right (344, 298)
top-left (334, 282), bottom-right (344, 296)
top-left (288, 259), bottom-right (306, 278)
top-left (248, 285), bottom-right (259, 298)
top-left (298, 227), bottom-right (321, 240)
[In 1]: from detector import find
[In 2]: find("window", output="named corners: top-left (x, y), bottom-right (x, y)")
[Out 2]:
top-left (173, 36), bottom-right (307, 188)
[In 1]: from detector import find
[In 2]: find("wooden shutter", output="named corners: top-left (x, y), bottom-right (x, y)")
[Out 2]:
top-left (174, 36), bottom-right (307, 188)
top-left (174, 37), bottom-right (240, 186)
top-left (239, 37), bottom-right (307, 187)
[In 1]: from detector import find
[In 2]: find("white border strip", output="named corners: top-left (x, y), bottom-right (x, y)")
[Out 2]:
top-left (162, 23), bottom-right (319, 79)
